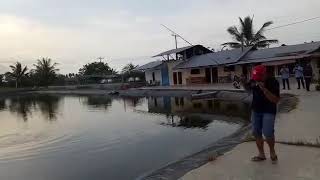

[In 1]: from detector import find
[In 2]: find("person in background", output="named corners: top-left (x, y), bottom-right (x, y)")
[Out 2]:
top-left (245, 65), bottom-right (280, 164)
top-left (280, 65), bottom-right (290, 90)
top-left (293, 64), bottom-right (305, 89)
top-left (303, 63), bottom-right (313, 91)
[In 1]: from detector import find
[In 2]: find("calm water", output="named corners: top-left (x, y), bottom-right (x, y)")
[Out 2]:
top-left (0, 94), bottom-right (249, 180)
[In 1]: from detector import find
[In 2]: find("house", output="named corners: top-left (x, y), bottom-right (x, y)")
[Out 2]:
top-left (232, 41), bottom-right (320, 80)
top-left (139, 41), bottom-right (320, 86)
top-left (173, 47), bottom-right (253, 84)
top-left (136, 45), bottom-right (212, 86)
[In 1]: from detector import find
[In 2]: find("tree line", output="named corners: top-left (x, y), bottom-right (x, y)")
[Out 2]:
top-left (0, 57), bottom-right (143, 88)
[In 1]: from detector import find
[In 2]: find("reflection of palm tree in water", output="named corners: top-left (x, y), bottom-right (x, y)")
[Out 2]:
top-left (36, 95), bottom-right (61, 121)
top-left (7, 95), bottom-right (61, 121)
top-left (8, 96), bottom-right (36, 121)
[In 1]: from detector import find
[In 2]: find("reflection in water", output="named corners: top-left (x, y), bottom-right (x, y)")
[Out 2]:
top-left (148, 97), bottom-right (250, 118)
top-left (81, 96), bottom-right (112, 110)
top-left (148, 97), bottom-right (250, 129)
top-left (8, 96), bottom-right (36, 121)
top-left (161, 115), bottom-right (213, 129)
top-left (35, 95), bottom-right (61, 121)
top-left (4, 94), bottom-right (61, 121)
top-left (122, 97), bottom-right (143, 108)
top-left (0, 94), bottom-right (249, 180)
top-left (0, 98), bottom-right (6, 111)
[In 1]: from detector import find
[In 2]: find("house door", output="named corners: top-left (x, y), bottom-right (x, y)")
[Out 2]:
top-left (211, 67), bottom-right (218, 83)
top-left (205, 68), bottom-right (212, 83)
top-left (173, 72), bottom-right (177, 85)
top-left (242, 65), bottom-right (248, 76)
top-left (178, 72), bottom-right (183, 85)
top-left (161, 64), bottom-right (170, 86)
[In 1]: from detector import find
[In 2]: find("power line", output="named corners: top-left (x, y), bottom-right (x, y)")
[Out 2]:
top-left (266, 16), bottom-right (320, 31)
top-left (161, 24), bottom-right (193, 46)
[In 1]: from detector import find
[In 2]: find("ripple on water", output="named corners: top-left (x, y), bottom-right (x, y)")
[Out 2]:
top-left (0, 131), bottom-right (74, 162)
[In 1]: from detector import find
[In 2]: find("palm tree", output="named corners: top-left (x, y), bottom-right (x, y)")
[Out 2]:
top-left (34, 58), bottom-right (59, 86)
top-left (222, 16), bottom-right (278, 49)
top-left (8, 62), bottom-right (28, 88)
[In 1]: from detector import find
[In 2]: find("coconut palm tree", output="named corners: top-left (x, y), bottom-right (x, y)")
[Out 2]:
top-left (222, 16), bottom-right (278, 49)
top-left (8, 62), bottom-right (28, 88)
top-left (34, 58), bottom-right (59, 86)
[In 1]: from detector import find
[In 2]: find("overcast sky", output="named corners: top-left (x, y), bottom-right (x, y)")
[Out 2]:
top-left (0, 0), bottom-right (319, 74)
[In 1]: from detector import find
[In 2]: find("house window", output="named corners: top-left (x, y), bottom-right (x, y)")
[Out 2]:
top-left (224, 66), bottom-right (235, 72)
top-left (317, 60), bottom-right (320, 68)
top-left (191, 69), bottom-right (200, 74)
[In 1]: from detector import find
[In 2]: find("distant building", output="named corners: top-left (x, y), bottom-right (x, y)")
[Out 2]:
top-left (136, 45), bottom-right (212, 86)
top-left (138, 41), bottom-right (320, 86)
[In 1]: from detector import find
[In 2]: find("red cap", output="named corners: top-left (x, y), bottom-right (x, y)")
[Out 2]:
top-left (251, 65), bottom-right (266, 81)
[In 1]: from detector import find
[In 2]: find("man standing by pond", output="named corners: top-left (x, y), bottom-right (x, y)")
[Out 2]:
top-left (280, 65), bottom-right (290, 90)
top-left (303, 63), bottom-right (313, 91)
top-left (293, 64), bottom-right (305, 89)
top-left (246, 65), bottom-right (280, 164)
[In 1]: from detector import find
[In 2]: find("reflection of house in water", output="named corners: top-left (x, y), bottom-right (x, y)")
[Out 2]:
top-left (147, 96), bottom-right (250, 129)
top-left (160, 114), bottom-right (213, 129)
top-left (148, 97), bottom-right (250, 119)
top-left (148, 97), bottom-right (172, 114)
top-left (121, 97), bottom-right (144, 108)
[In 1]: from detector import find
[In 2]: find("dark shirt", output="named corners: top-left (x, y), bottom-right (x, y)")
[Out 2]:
top-left (250, 78), bottom-right (280, 114)
top-left (303, 66), bottom-right (313, 78)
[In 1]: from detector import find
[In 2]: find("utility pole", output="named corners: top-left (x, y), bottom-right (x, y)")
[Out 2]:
top-left (97, 57), bottom-right (104, 62)
top-left (172, 34), bottom-right (178, 49)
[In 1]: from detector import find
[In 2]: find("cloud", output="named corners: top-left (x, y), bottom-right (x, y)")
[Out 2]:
top-left (0, 0), bottom-right (319, 74)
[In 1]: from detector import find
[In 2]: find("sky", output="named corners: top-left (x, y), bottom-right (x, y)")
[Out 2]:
top-left (0, 0), bottom-right (320, 74)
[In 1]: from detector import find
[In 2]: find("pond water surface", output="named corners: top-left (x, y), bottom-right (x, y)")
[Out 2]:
top-left (0, 94), bottom-right (249, 180)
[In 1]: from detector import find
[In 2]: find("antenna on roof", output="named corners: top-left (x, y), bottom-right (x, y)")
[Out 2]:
top-left (161, 24), bottom-right (193, 48)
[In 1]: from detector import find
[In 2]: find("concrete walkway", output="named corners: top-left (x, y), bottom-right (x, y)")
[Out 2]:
top-left (180, 86), bottom-right (320, 180)
top-left (180, 142), bottom-right (320, 180)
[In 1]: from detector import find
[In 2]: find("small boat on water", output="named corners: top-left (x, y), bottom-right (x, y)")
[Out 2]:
top-left (191, 91), bottom-right (218, 100)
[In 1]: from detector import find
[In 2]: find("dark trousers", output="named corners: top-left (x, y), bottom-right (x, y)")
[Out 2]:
top-left (296, 77), bottom-right (305, 89)
top-left (305, 77), bottom-right (312, 91)
top-left (282, 79), bottom-right (290, 90)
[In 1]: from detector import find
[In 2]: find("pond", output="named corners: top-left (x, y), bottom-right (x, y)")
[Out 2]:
top-left (0, 94), bottom-right (250, 180)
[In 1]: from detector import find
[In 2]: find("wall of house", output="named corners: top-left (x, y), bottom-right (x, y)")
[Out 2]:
top-left (167, 61), bottom-right (184, 85)
top-left (145, 69), bottom-right (162, 84)
top-left (217, 65), bottom-right (243, 82)
top-left (172, 68), bottom-right (206, 85)
top-left (311, 58), bottom-right (320, 80)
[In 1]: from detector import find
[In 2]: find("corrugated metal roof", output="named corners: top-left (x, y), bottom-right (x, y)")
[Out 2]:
top-left (241, 41), bottom-right (320, 62)
top-left (174, 42), bottom-right (320, 69)
top-left (152, 46), bottom-right (194, 57)
top-left (135, 61), bottom-right (163, 71)
top-left (174, 47), bottom-right (252, 69)
top-left (232, 54), bottom-right (312, 65)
